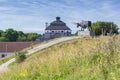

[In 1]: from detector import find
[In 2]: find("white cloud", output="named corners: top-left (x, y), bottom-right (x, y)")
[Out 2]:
top-left (0, 0), bottom-right (119, 33)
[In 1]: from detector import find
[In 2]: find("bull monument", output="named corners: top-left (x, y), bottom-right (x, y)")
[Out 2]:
top-left (74, 20), bottom-right (92, 36)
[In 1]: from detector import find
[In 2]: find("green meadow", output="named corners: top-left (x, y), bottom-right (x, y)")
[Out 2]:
top-left (0, 35), bottom-right (120, 80)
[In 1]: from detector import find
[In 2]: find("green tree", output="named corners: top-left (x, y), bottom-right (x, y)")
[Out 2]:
top-left (17, 35), bottom-right (27, 41)
top-left (91, 21), bottom-right (119, 36)
top-left (17, 31), bottom-right (24, 36)
top-left (26, 33), bottom-right (41, 41)
top-left (15, 51), bottom-right (26, 63)
top-left (0, 30), bottom-right (4, 37)
top-left (5, 28), bottom-right (18, 41)
top-left (0, 37), bottom-right (8, 42)
top-left (0, 28), bottom-right (41, 42)
top-left (17, 31), bottom-right (26, 41)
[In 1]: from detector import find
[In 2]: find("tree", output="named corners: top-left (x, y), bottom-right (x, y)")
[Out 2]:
top-left (5, 28), bottom-right (18, 41)
top-left (26, 33), bottom-right (41, 41)
top-left (17, 31), bottom-right (26, 41)
top-left (17, 35), bottom-right (27, 41)
top-left (0, 37), bottom-right (8, 42)
top-left (15, 51), bottom-right (26, 63)
top-left (0, 28), bottom-right (41, 42)
top-left (0, 30), bottom-right (3, 37)
top-left (91, 22), bottom-right (119, 36)
top-left (17, 31), bottom-right (24, 36)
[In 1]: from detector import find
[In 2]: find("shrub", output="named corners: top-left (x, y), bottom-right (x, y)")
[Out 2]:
top-left (15, 51), bottom-right (26, 63)
top-left (91, 21), bottom-right (119, 36)
top-left (74, 31), bottom-right (78, 36)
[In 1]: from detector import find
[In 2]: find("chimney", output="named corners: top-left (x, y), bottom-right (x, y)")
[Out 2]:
top-left (56, 17), bottom-right (60, 21)
top-left (45, 22), bottom-right (48, 28)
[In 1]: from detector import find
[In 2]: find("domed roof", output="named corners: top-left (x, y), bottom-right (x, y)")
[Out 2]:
top-left (45, 17), bottom-right (71, 30)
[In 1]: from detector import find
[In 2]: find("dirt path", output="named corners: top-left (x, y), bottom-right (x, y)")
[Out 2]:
top-left (0, 36), bottom-right (81, 72)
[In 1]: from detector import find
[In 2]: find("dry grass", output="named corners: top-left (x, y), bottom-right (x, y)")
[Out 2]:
top-left (0, 35), bottom-right (120, 80)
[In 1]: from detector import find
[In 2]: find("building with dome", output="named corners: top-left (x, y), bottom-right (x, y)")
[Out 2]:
top-left (36, 17), bottom-right (72, 41)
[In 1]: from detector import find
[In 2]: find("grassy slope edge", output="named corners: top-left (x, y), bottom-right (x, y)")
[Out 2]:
top-left (0, 37), bottom-right (63, 65)
top-left (0, 35), bottom-right (120, 80)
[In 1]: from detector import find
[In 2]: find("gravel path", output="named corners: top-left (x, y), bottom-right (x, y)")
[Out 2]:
top-left (0, 36), bottom-right (81, 72)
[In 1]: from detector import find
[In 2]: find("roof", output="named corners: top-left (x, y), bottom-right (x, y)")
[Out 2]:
top-left (0, 42), bottom-right (39, 52)
top-left (45, 17), bottom-right (71, 30)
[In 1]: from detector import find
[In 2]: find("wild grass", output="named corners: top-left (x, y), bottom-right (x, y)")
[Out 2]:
top-left (0, 42), bottom-right (37, 65)
top-left (0, 54), bottom-right (15, 65)
top-left (0, 37), bottom-right (67, 65)
top-left (0, 35), bottom-right (120, 80)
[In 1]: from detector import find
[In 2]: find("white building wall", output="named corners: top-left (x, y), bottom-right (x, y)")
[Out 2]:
top-left (78, 30), bottom-right (90, 36)
top-left (45, 30), bottom-right (71, 33)
top-left (0, 52), bottom-right (14, 58)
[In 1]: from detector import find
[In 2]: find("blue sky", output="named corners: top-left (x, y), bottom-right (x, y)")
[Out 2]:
top-left (0, 0), bottom-right (120, 34)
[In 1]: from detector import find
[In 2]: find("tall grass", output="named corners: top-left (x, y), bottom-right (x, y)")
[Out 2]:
top-left (0, 35), bottom-right (120, 80)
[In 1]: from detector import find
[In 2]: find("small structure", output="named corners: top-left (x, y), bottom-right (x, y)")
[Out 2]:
top-left (74, 20), bottom-right (92, 36)
top-left (36, 17), bottom-right (72, 41)
top-left (118, 29), bottom-right (120, 34)
top-left (75, 21), bottom-right (92, 31)
top-left (0, 42), bottom-right (38, 58)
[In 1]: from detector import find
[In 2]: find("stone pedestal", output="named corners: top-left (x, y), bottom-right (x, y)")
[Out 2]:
top-left (78, 29), bottom-right (90, 36)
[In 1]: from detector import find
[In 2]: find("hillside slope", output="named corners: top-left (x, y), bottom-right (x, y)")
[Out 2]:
top-left (0, 36), bottom-right (80, 72)
top-left (0, 35), bottom-right (120, 80)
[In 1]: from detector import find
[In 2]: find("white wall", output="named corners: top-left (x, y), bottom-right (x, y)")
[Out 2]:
top-left (0, 52), bottom-right (14, 58)
top-left (45, 30), bottom-right (71, 33)
top-left (78, 30), bottom-right (90, 36)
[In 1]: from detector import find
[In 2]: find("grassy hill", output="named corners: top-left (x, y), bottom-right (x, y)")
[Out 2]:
top-left (0, 35), bottom-right (120, 80)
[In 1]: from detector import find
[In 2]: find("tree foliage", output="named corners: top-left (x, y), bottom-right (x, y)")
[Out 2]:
top-left (15, 51), bottom-right (26, 63)
top-left (0, 28), bottom-right (41, 42)
top-left (26, 33), bottom-right (40, 41)
top-left (91, 21), bottom-right (119, 36)
top-left (5, 29), bottom-right (18, 41)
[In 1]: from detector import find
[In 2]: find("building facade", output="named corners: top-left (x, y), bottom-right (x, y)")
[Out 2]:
top-left (0, 42), bottom-right (38, 58)
top-left (36, 17), bottom-right (72, 41)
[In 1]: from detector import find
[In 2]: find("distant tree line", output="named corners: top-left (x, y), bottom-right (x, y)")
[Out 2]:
top-left (0, 28), bottom-right (41, 42)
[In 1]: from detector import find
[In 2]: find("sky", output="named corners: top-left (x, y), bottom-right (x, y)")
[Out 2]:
top-left (0, 0), bottom-right (120, 34)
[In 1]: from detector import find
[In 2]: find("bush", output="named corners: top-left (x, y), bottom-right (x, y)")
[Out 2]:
top-left (91, 21), bottom-right (119, 36)
top-left (74, 31), bottom-right (78, 36)
top-left (15, 51), bottom-right (26, 63)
